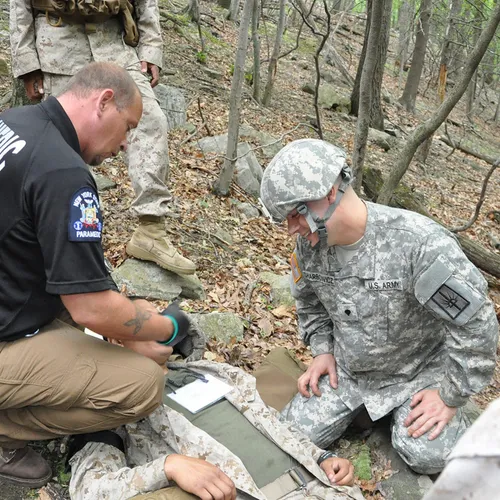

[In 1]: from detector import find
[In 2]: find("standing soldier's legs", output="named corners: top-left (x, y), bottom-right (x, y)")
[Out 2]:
top-left (281, 376), bottom-right (362, 449)
top-left (391, 394), bottom-right (470, 474)
top-left (124, 63), bottom-right (196, 275)
top-left (43, 70), bottom-right (196, 276)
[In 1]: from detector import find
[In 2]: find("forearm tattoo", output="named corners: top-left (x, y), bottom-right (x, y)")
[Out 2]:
top-left (124, 303), bottom-right (152, 335)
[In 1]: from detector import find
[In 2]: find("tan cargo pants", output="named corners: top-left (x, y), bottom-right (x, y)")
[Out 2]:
top-left (0, 319), bottom-right (164, 448)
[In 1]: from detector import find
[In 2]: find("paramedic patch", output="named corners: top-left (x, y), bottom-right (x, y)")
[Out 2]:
top-left (430, 283), bottom-right (470, 320)
top-left (365, 279), bottom-right (403, 291)
top-left (68, 188), bottom-right (102, 242)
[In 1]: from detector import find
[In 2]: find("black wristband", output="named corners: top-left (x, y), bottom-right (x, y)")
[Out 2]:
top-left (317, 450), bottom-right (337, 465)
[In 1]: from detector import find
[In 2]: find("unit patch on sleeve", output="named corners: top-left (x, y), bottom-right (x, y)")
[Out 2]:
top-left (68, 188), bottom-right (103, 242)
top-left (290, 252), bottom-right (302, 283)
top-left (430, 283), bottom-right (470, 320)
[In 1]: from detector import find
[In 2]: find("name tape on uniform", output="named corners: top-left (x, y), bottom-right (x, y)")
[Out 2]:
top-left (365, 279), bottom-right (403, 291)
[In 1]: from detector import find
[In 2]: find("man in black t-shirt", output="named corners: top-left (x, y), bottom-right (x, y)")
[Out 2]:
top-left (0, 62), bottom-right (199, 489)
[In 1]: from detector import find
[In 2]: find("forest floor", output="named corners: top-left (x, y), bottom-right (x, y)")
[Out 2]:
top-left (0, 1), bottom-right (499, 498)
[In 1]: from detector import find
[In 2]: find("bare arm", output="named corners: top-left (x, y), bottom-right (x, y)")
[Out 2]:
top-left (61, 290), bottom-right (174, 342)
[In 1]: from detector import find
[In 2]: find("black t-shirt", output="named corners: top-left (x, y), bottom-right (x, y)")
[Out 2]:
top-left (0, 97), bottom-right (114, 341)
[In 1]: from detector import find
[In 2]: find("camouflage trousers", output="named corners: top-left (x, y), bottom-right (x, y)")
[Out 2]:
top-left (281, 377), bottom-right (470, 474)
top-left (43, 63), bottom-right (171, 218)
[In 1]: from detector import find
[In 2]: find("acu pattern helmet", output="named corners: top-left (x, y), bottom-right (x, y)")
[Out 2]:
top-left (259, 139), bottom-right (353, 239)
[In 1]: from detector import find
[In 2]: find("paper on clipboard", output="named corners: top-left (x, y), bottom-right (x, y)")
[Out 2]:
top-left (166, 374), bottom-right (233, 414)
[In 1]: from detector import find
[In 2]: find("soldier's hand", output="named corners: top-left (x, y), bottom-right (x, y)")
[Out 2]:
top-left (320, 457), bottom-right (355, 486)
top-left (121, 339), bottom-right (173, 367)
top-left (140, 61), bottom-right (160, 88)
top-left (22, 70), bottom-right (44, 101)
top-left (164, 455), bottom-right (236, 500)
top-left (298, 353), bottom-right (337, 397)
top-left (404, 388), bottom-right (457, 440)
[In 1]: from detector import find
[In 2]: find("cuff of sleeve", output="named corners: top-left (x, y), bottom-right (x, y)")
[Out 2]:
top-left (309, 335), bottom-right (334, 357)
top-left (149, 456), bottom-right (171, 490)
top-left (12, 52), bottom-right (41, 79)
top-left (137, 46), bottom-right (163, 69)
top-left (439, 380), bottom-right (469, 407)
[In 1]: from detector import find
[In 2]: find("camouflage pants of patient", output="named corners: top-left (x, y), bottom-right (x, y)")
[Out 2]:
top-left (282, 377), bottom-right (470, 474)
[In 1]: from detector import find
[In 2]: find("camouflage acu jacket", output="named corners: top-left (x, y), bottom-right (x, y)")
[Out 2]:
top-left (10, 0), bottom-right (163, 77)
top-left (291, 202), bottom-right (498, 419)
top-left (69, 361), bottom-right (364, 500)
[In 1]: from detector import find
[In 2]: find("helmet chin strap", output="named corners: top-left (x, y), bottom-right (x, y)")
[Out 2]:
top-left (296, 177), bottom-right (350, 241)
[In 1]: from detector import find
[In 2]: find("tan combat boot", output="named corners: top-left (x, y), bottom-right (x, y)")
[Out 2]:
top-left (126, 217), bottom-right (196, 275)
top-left (0, 446), bottom-right (52, 487)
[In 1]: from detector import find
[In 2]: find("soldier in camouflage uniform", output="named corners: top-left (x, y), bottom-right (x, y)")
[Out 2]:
top-left (259, 139), bottom-right (499, 474)
top-left (68, 359), bottom-right (364, 500)
top-left (10, 0), bottom-right (196, 275)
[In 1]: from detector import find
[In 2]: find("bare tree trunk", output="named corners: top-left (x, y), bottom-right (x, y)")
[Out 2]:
top-left (295, 0), bottom-right (354, 87)
top-left (494, 90), bottom-right (500, 123)
top-left (214, 0), bottom-right (254, 195)
top-left (466, 71), bottom-right (477, 118)
top-left (396, 0), bottom-right (414, 88)
top-left (419, 0), bottom-right (462, 165)
top-left (466, 8), bottom-right (481, 119)
top-left (262, 0), bottom-right (287, 106)
top-left (350, 0), bottom-right (391, 129)
top-left (350, 0), bottom-right (371, 117)
top-left (438, 0), bottom-right (461, 102)
top-left (351, 0), bottom-right (385, 193)
top-left (399, 0), bottom-right (431, 113)
top-left (377, 2), bottom-right (500, 205)
top-left (228, 0), bottom-right (240, 21)
top-left (185, 0), bottom-right (200, 21)
top-left (252, 0), bottom-right (261, 102)
top-left (294, 0), bottom-right (331, 139)
top-left (370, 0), bottom-right (392, 131)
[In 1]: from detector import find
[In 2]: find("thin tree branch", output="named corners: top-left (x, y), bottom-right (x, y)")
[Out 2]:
top-left (450, 157), bottom-right (500, 233)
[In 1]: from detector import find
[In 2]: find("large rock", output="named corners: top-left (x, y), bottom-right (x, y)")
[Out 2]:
top-left (153, 84), bottom-right (186, 131)
top-left (190, 312), bottom-right (244, 343)
top-left (368, 128), bottom-right (396, 151)
top-left (366, 427), bottom-right (433, 500)
top-left (233, 200), bottom-right (260, 218)
top-left (197, 134), bottom-right (228, 154)
top-left (260, 272), bottom-right (294, 307)
top-left (318, 84), bottom-right (351, 113)
top-left (234, 142), bottom-right (263, 197)
top-left (92, 172), bottom-right (116, 192)
top-left (197, 134), bottom-right (263, 197)
top-left (112, 259), bottom-right (205, 301)
top-left (239, 123), bottom-right (282, 159)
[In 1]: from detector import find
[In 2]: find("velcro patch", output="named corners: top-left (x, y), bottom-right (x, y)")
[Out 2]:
top-left (290, 252), bottom-right (302, 283)
top-left (68, 187), bottom-right (102, 242)
top-left (365, 279), bottom-right (403, 291)
top-left (430, 284), bottom-right (470, 320)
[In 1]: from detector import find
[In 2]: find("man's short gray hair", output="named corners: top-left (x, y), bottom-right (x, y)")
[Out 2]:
top-left (59, 62), bottom-right (140, 111)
